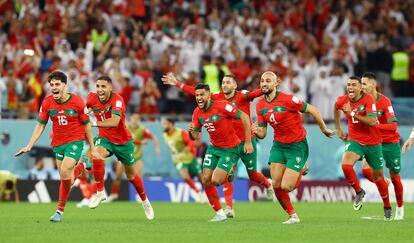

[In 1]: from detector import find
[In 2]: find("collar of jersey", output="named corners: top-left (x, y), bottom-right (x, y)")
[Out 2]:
top-left (202, 100), bottom-right (214, 112)
top-left (265, 90), bottom-right (279, 104)
top-left (375, 93), bottom-right (381, 102)
top-left (350, 92), bottom-right (364, 103)
top-left (226, 91), bottom-right (237, 101)
top-left (55, 93), bottom-right (72, 104)
top-left (99, 91), bottom-right (113, 105)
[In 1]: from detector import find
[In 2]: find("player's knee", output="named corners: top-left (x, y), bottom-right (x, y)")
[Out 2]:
top-left (281, 183), bottom-right (295, 192)
top-left (201, 176), bottom-right (210, 187)
top-left (211, 177), bottom-right (224, 186)
top-left (272, 179), bottom-right (281, 189)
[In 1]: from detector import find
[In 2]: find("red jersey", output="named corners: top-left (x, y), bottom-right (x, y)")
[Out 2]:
top-left (335, 93), bottom-right (382, 146)
top-left (192, 100), bottom-right (241, 148)
top-left (375, 93), bottom-right (400, 143)
top-left (37, 94), bottom-right (89, 147)
top-left (178, 82), bottom-right (262, 141)
top-left (256, 91), bottom-right (307, 144)
top-left (87, 92), bottom-right (132, 145)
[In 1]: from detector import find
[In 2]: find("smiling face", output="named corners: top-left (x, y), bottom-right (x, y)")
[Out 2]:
top-left (260, 72), bottom-right (278, 95)
top-left (96, 79), bottom-right (112, 102)
top-left (361, 77), bottom-right (376, 95)
top-left (195, 88), bottom-right (211, 110)
top-left (221, 76), bottom-right (237, 95)
top-left (49, 79), bottom-right (67, 101)
top-left (347, 78), bottom-right (362, 100)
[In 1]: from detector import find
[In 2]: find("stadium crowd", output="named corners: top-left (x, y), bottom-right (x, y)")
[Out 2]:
top-left (1, 0), bottom-right (414, 121)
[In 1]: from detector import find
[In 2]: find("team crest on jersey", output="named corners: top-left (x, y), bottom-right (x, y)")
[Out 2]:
top-left (296, 157), bottom-right (301, 163)
top-left (357, 106), bottom-right (366, 112)
top-left (232, 101), bottom-right (237, 106)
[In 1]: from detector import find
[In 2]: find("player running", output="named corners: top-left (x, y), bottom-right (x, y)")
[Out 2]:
top-left (334, 76), bottom-right (392, 220)
top-left (162, 118), bottom-right (203, 201)
top-left (162, 73), bottom-right (273, 217)
top-left (15, 71), bottom-right (98, 222)
top-left (189, 83), bottom-right (253, 222)
top-left (360, 72), bottom-right (404, 220)
top-left (107, 114), bottom-right (160, 202)
top-left (87, 76), bottom-right (154, 220)
top-left (253, 71), bottom-right (335, 224)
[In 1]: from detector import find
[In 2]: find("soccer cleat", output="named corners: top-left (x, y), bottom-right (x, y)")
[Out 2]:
top-left (227, 169), bottom-right (235, 183)
top-left (384, 207), bottom-right (392, 221)
top-left (104, 193), bottom-right (119, 203)
top-left (302, 162), bottom-right (309, 176)
top-left (266, 180), bottom-right (275, 200)
top-left (353, 189), bottom-right (365, 211)
top-left (76, 198), bottom-right (90, 208)
top-left (282, 213), bottom-right (300, 224)
top-left (209, 213), bottom-right (227, 222)
top-left (49, 211), bottom-right (62, 223)
top-left (89, 191), bottom-right (106, 209)
top-left (394, 206), bottom-right (404, 220)
top-left (224, 207), bottom-right (235, 218)
top-left (142, 199), bottom-right (154, 220)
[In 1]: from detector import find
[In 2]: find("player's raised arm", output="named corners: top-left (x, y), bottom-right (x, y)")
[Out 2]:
top-left (304, 104), bottom-right (336, 138)
top-left (188, 122), bottom-right (200, 140)
top-left (402, 128), bottom-right (414, 154)
top-left (334, 103), bottom-right (346, 141)
top-left (162, 72), bottom-right (196, 96)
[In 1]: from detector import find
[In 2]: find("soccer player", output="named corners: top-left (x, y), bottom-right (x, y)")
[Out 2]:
top-left (162, 118), bottom-right (203, 200)
top-left (360, 72), bottom-right (404, 220)
top-left (162, 73), bottom-right (273, 218)
top-left (188, 83), bottom-right (253, 222)
top-left (253, 71), bottom-right (335, 224)
top-left (15, 71), bottom-right (97, 222)
top-left (0, 170), bottom-right (19, 203)
top-left (87, 76), bottom-right (154, 220)
top-left (334, 76), bottom-right (392, 220)
top-left (402, 127), bottom-right (414, 154)
top-left (107, 114), bottom-right (160, 202)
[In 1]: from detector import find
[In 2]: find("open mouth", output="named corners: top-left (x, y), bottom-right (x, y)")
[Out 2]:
top-left (52, 90), bottom-right (60, 99)
top-left (98, 92), bottom-right (105, 100)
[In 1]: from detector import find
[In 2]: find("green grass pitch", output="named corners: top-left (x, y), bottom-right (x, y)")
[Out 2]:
top-left (0, 202), bottom-right (412, 243)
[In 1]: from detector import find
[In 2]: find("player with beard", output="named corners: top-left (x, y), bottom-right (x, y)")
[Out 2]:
top-left (335, 76), bottom-right (392, 220)
top-left (15, 71), bottom-right (98, 222)
top-left (162, 73), bottom-right (273, 218)
top-left (253, 71), bottom-right (335, 224)
top-left (189, 83), bottom-right (253, 222)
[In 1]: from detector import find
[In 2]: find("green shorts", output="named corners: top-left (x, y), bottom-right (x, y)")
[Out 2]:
top-left (53, 140), bottom-right (84, 161)
top-left (236, 138), bottom-right (257, 172)
top-left (94, 136), bottom-right (135, 166)
top-left (382, 142), bottom-right (401, 173)
top-left (203, 145), bottom-right (239, 172)
top-left (176, 159), bottom-right (202, 176)
top-left (345, 140), bottom-right (384, 170)
top-left (269, 138), bottom-right (309, 172)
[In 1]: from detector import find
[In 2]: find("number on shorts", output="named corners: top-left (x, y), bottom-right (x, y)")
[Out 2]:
top-left (95, 139), bottom-right (101, 146)
top-left (204, 154), bottom-right (212, 166)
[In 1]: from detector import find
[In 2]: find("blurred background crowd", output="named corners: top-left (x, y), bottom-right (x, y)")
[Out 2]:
top-left (1, 0), bottom-right (414, 121)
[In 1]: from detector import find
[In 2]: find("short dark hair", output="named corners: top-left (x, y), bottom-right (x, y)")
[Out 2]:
top-left (97, 76), bottom-right (112, 84)
top-left (362, 72), bottom-right (376, 80)
top-left (195, 83), bottom-right (210, 91)
top-left (165, 118), bottom-right (175, 124)
top-left (5, 180), bottom-right (14, 190)
top-left (349, 76), bottom-right (361, 83)
top-left (223, 74), bottom-right (237, 83)
top-left (48, 71), bottom-right (67, 84)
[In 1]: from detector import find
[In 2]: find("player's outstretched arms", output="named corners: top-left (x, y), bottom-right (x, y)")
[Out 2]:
top-left (402, 129), bottom-right (414, 154)
top-left (93, 115), bottom-right (121, 128)
top-left (306, 104), bottom-right (336, 138)
top-left (161, 72), bottom-right (178, 86)
top-left (15, 123), bottom-right (46, 157)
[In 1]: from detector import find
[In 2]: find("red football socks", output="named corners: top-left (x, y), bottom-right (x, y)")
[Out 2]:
top-left (111, 183), bottom-right (120, 195)
top-left (92, 159), bottom-right (105, 191)
top-left (57, 179), bottom-right (71, 212)
top-left (223, 181), bottom-right (234, 209)
top-left (274, 187), bottom-right (295, 215)
top-left (129, 175), bottom-right (147, 201)
top-left (205, 185), bottom-right (222, 212)
top-left (342, 164), bottom-right (362, 192)
top-left (185, 178), bottom-right (200, 193)
top-left (362, 167), bottom-right (374, 182)
top-left (374, 178), bottom-right (391, 208)
top-left (73, 162), bottom-right (85, 182)
top-left (391, 174), bottom-right (404, 207)
top-left (248, 171), bottom-right (271, 188)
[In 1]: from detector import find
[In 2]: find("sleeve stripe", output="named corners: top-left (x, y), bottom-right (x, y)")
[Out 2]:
top-left (258, 123), bottom-right (267, 127)
top-left (367, 112), bottom-right (377, 117)
top-left (193, 127), bottom-right (201, 132)
top-left (235, 110), bottom-right (242, 119)
top-left (82, 119), bottom-right (91, 125)
top-left (301, 102), bottom-right (308, 113)
top-left (387, 117), bottom-right (397, 123)
top-left (112, 110), bottom-right (121, 116)
top-left (36, 117), bottom-right (47, 124)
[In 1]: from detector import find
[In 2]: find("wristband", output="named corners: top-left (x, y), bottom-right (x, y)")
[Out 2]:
top-left (350, 111), bottom-right (356, 117)
top-left (410, 130), bottom-right (414, 139)
top-left (92, 120), bottom-right (97, 127)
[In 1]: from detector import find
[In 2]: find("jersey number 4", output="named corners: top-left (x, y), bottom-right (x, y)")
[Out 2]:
top-left (57, 115), bottom-right (68, 126)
